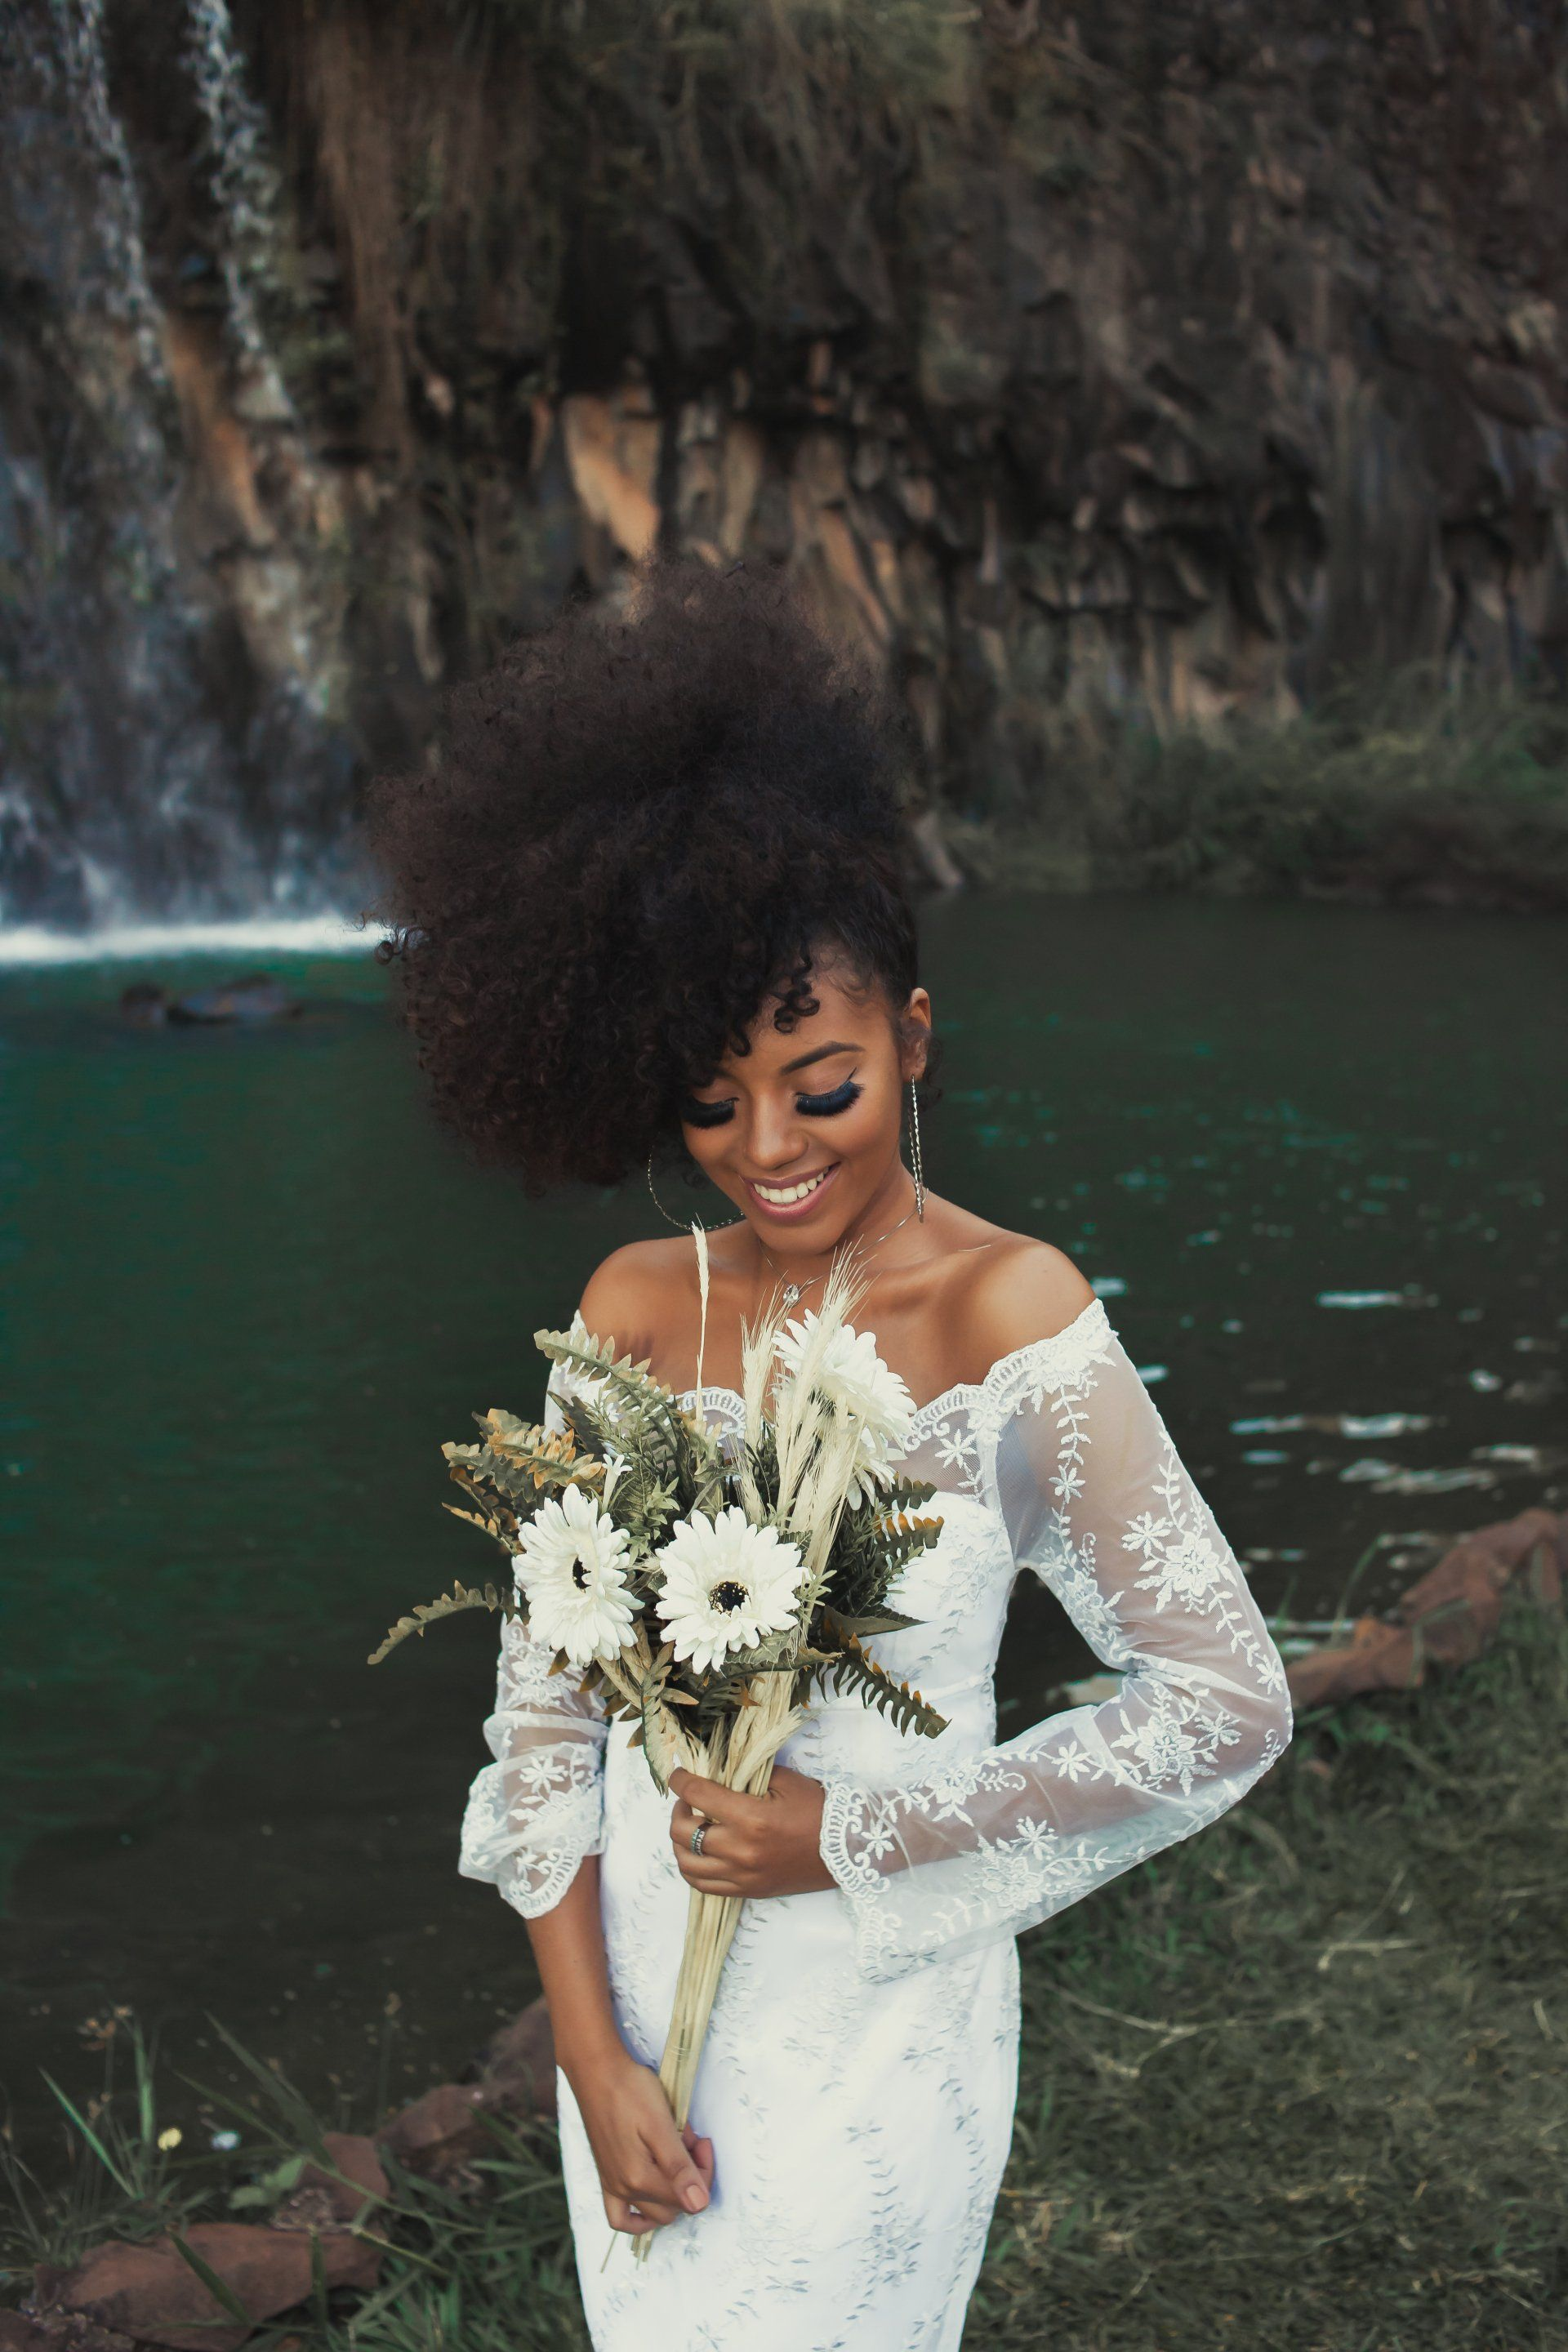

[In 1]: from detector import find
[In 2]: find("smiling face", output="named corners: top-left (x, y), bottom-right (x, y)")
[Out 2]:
top-left (677, 951), bottom-right (931, 1255)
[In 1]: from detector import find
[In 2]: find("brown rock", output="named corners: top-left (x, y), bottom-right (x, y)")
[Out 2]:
top-left (1285, 1615), bottom-right (1420, 1710)
top-left (1521, 1537), bottom-right (1563, 1613)
top-left (1457, 1508), bottom-right (1562, 1575)
top-left (33, 2222), bottom-right (379, 2352)
top-left (471, 1996), bottom-right (555, 2120)
top-left (1392, 1509), bottom-right (1565, 1661)
top-left (377, 2081), bottom-right (490, 2177)
top-left (1393, 1539), bottom-right (1512, 1666)
top-left (305, 2132), bottom-right (389, 2221)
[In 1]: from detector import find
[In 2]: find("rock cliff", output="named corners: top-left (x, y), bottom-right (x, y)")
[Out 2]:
top-left (2, 0), bottom-right (1565, 921)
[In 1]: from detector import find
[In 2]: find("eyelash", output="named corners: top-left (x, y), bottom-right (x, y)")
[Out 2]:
top-left (679, 1076), bottom-right (863, 1128)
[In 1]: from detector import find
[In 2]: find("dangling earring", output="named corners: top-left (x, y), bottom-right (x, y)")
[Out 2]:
top-left (908, 1080), bottom-right (926, 1223)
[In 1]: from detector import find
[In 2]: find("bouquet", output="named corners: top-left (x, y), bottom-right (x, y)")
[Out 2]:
top-left (370, 1249), bottom-right (947, 2201)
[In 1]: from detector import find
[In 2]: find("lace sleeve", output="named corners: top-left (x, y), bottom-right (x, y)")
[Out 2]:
top-left (817, 1327), bottom-right (1294, 1980)
top-left (457, 1365), bottom-right (608, 1918)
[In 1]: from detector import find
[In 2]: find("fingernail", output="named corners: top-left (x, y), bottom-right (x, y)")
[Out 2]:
top-left (683, 2185), bottom-right (707, 2212)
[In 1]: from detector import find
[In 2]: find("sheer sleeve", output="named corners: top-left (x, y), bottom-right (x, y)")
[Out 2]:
top-left (457, 1365), bottom-right (608, 1918)
top-left (817, 1326), bottom-right (1294, 1980)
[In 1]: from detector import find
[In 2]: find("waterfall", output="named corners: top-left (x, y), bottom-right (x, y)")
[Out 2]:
top-left (0, 0), bottom-right (354, 934)
top-left (183, 0), bottom-right (292, 421)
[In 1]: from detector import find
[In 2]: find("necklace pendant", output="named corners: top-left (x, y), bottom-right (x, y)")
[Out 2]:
top-left (782, 1282), bottom-right (801, 1309)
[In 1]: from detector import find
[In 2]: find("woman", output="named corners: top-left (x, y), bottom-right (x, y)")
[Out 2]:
top-left (373, 567), bottom-right (1293, 2350)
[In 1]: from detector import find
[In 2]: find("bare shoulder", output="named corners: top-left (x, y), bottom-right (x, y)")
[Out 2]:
top-left (577, 1236), bottom-right (695, 1361)
top-left (945, 1229), bottom-right (1098, 1371)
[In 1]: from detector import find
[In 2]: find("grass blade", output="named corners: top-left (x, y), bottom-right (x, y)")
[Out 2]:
top-left (38, 2074), bottom-right (136, 2200)
top-left (169, 2232), bottom-right (254, 2326)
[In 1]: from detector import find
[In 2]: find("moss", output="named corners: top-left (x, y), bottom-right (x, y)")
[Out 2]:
top-left (957, 673), bottom-right (1568, 910)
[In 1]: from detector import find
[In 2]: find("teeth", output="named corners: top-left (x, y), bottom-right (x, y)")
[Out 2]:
top-left (754, 1170), bottom-right (831, 1206)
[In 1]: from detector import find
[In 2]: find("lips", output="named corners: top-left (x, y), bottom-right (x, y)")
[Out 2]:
top-left (746, 1162), bottom-right (840, 1219)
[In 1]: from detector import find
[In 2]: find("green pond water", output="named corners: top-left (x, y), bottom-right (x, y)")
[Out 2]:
top-left (1, 894), bottom-right (1564, 2131)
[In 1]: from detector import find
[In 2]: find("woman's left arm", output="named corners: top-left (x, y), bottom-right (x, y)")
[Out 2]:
top-left (798, 1319), bottom-right (1293, 1977)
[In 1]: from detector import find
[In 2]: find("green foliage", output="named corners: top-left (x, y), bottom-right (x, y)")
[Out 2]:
top-left (959, 669), bottom-right (1568, 909)
top-left (368, 1579), bottom-right (519, 1667)
top-left (967, 1593), bottom-right (1568, 2350)
top-left (0, 2017), bottom-right (219, 2274)
top-left (2, 2026), bottom-right (583, 2352)
top-left (533, 1327), bottom-right (691, 1460)
top-left (813, 1623), bottom-right (947, 1738)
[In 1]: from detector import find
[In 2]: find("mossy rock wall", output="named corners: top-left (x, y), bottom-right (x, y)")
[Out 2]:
top-left (2, 0), bottom-right (1566, 917)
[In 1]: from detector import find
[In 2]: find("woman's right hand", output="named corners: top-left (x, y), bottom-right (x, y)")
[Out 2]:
top-left (568, 2047), bottom-right (715, 2235)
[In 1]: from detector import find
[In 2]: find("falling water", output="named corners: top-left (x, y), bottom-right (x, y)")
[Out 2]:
top-left (183, 0), bottom-right (292, 419)
top-left (0, 0), bottom-right (354, 934)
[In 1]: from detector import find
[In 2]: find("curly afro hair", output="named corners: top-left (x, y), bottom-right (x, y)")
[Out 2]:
top-left (369, 564), bottom-right (921, 1191)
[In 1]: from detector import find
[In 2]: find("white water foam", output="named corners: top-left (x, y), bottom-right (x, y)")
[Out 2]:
top-left (0, 913), bottom-right (383, 967)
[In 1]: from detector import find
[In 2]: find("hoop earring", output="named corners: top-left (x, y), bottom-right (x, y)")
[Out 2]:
top-left (908, 1080), bottom-right (926, 1223)
top-left (647, 1154), bottom-right (742, 1236)
top-left (648, 1155), bottom-right (691, 1232)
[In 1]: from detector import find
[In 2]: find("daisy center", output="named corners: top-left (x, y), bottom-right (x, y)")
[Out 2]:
top-left (571, 1556), bottom-right (593, 1590)
top-left (710, 1579), bottom-right (750, 1613)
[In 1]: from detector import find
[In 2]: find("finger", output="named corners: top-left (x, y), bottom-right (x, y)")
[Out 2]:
top-left (678, 1871), bottom-right (746, 1902)
top-left (677, 1843), bottom-right (747, 1882)
top-left (624, 2183), bottom-right (682, 2225)
top-left (642, 2119), bottom-right (712, 2216)
top-left (670, 1796), bottom-right (727, 1847)
top-left (670, 1808), bottom-right (734, 1862)
top-left (667, 1770), bottom-right (767, 1828)
top-left (683, 2127), bottom-right (715, 2194)
top-left (603, 2193), bottom-right (657, 2237)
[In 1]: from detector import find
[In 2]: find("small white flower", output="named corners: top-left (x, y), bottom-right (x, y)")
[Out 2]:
top-left (774, 1316), bottom-right (915, 1504)
top-left (1137, 1529), bottom-right (1227, 1610)
top-left (515, 1482), bottom-right (636, 1667)
top-left (654, 1507), bottom-right (805, 1673)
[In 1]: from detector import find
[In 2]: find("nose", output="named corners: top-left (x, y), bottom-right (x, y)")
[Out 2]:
top-left (743, 1098), bottom-right (813, 1173)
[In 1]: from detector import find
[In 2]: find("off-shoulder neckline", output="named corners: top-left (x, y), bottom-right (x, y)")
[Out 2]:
top-left (674, 1294), bottom-right (1115, 1432)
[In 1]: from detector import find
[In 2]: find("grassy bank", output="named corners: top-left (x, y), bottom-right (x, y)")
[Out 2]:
top-left (950, 675), bottom-right (1568, 911)
top-left (6, 1596), bottom-right (1566, 2351)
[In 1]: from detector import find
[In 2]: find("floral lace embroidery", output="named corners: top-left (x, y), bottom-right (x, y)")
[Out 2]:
top-left (816, 1324), bottom-right (1293, 1981)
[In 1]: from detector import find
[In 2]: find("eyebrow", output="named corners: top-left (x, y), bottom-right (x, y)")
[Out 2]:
top-left (702, 1039), bottom-right (861, 1089)
top-left (779, 1039), bottom-right (859, 1076)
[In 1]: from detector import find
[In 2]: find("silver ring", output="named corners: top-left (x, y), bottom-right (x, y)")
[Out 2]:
top-left (689, 1820), bottom-right (708, 1856)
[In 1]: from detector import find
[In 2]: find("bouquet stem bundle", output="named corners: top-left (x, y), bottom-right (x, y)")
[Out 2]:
top-left (653, 1673), bottom-right (800, 2127)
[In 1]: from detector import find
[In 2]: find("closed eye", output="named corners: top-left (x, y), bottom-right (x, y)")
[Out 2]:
top-left (795, 1075), bottom-right (862, 1116)
top-left (679, 1094), bottom-right (736, 1129)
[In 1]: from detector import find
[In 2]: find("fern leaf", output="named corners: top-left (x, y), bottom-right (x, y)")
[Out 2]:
top-left (367, 1579), bottom-right (519, 1666)
top-left (822, 1606), bottom-right (920, 1637)
top-left (815, 1633), bottom-right (948, 1739)
top-left (878, 1474), bottom-right (939, 1517)
top-left (442, 1499), bottom-right (514, 1541)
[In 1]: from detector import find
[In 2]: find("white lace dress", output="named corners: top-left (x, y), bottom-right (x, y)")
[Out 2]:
top-left (459, 1299), bottom-right (1293, 2350)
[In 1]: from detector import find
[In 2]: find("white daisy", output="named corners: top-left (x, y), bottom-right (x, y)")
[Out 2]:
top-left (653, 1507), bottom-right (805, 1673)
top-left (515, 1482), bottom-right (636, 1667)
top-left (774, 1315), bottom-right (915, 1504)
